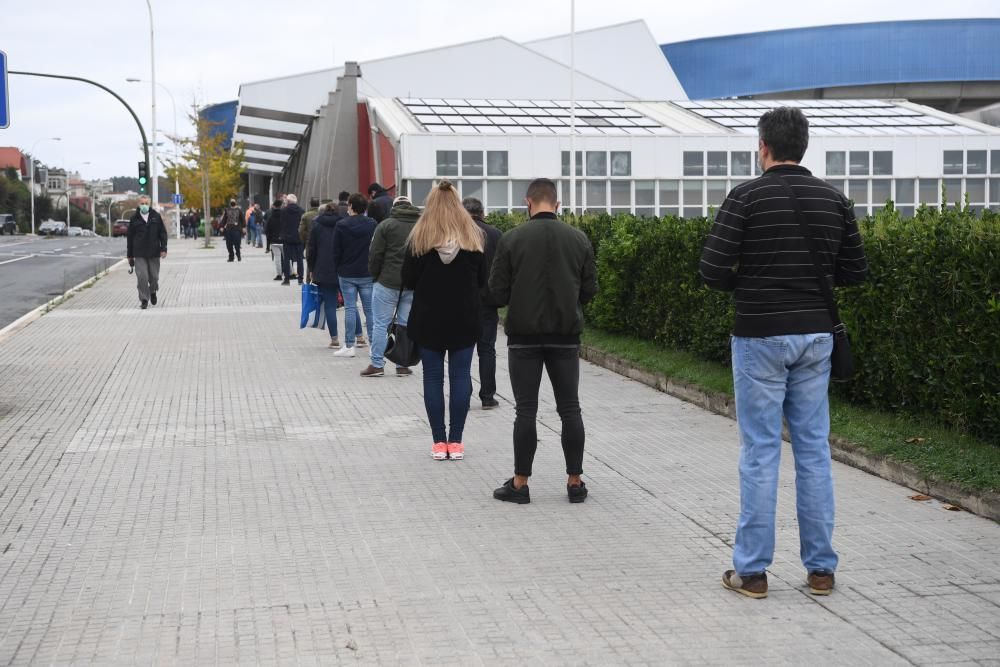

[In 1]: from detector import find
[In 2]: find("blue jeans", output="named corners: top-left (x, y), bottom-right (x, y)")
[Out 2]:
top-left (731, 333), bottom-right (838, 576)
top-left (317, 284), bottom-right (361, 340)
top-left (338, 276), bottom-right (374, 347)
top-left (370, 283), bottom-right (413, 369)
top-left (420, 346), bottom-right (475, 444)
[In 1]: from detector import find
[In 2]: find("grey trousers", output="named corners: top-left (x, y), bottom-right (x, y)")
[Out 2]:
top-left (134, 256), bottom-right (160, 302)
top-left (271, 244), bottom-right (283, 276)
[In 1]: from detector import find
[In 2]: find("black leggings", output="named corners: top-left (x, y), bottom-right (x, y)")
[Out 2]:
top-left (508, 345), bottom-right (585, 476)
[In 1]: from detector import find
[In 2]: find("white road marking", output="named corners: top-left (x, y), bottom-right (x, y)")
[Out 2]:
top-left (0, 255), bottom-right (35, 266)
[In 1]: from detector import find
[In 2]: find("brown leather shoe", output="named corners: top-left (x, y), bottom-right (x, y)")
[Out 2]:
top-left (395, 367), bottom-right (413, 376)
top-left (359, 365), bottom-right (384, 377)
top-left (722, 570), bottom-right (768, 599)
top-left (807, 570), bottom-right (835, 596)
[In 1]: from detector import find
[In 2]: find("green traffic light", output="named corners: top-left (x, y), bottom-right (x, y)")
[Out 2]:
top-left (138, 177), bottom-right (148, 184)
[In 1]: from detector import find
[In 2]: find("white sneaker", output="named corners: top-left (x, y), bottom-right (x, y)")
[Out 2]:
top-left (333, 346), bottom-right (356, 358)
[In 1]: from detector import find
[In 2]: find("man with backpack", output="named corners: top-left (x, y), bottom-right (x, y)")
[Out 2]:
top-left (220, 199), bottom-right (244, 262)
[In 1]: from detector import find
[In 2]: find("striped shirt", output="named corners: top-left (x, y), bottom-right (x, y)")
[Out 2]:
top-left (699, 164), bottom-right (868, 337)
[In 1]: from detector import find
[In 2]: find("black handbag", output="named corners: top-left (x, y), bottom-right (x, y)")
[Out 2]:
top-left (776, 176), bottom-right (855, 382)
top-left (384, 283), bottom-right (420, 367)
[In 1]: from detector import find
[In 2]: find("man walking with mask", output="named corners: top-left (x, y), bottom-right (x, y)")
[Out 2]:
top-left (126, 195), bottom-right (168, 310)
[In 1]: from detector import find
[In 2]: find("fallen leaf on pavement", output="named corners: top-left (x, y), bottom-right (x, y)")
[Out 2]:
top-left (942, 504), bottom-right (962, 511)
top-left (909, 494), bottom-right (932, 501)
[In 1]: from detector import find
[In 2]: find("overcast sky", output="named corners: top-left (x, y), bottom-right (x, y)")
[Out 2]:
top-left (3, 0), bottom-right (998, 181)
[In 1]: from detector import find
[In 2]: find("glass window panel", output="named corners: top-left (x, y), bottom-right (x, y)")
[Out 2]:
top-left (487, 180), bottom-right (509, 208)
top-left (707, 181), bottom-right (727, 207)
top-left (871, 179), bottom-right (891, 205)
top-left (460, 180), bottom-right (482, 202)
top-left (895, 179), bottom-right (915, 203)
top-left (853, 205), bottom-right (868, 219)
top-left (825, 180), bottom-right (846, 195)
top-left (610, 151), bottom-right (631, 176)
top-left (586, 152), bottom-right (607, 176)
top-left (486, 151), bottom-right (508, 176)
top-left (967, 150), bottom-right (987, 175)
top-left (848, 179), bottom-right (869, 204)
top-left (683, 151), bottom-right (704, 176)
top-left (635, 207), bottom-right (655, 218)
top-left (461, 151), bottom-right (483, 176)
top-left (635, 180), bottom-right (655, 206)
top-left (942, 178), bottom-right (962, 205)
top-left (918, 179), bottom-right (939, 204)
top-left (436, 150), bottom-right (458, 176)
top-left (585, 180), bottom-right (607, 208)
top-left (898, 206), bottom-right (914, 218)
top-left (560, 150), bottom-right (583, 177)
top-left (610, 181), bottom-right (630, 206)
top-left (683, 207), bottom-right (703, 219)
top-left (943, 150), bottom-right (963, 175)
top-left (849, 151), bottom-right (869, 176)
top-left (967, 179), bottom-right (986, 203)
top-left (731, 151), bottom-right (752, 176)
top-left (873, 151), bottom-right (893, 176)
top-left (661, 206), bottom-right (679, 218)
top-left (659, 180), bottom-right (679, 206)
top-left (707, 151), bottom-right (728, 176)
top-left (992, 150), bottom-right (1000, 175)
top-left (410, 179), bottom-right (433, 205)
top-left (683, 180), bottom-right (704, 206)
top-left (753, 152), bottom-right (762, 176)
top-left (511, 180), bottom-right (532, 207)
top-left (990, 180), bottom-right (1000, 203)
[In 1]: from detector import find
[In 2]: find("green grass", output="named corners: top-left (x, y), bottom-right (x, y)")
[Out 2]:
top-left (582, 328), bottom-right (1000, 493)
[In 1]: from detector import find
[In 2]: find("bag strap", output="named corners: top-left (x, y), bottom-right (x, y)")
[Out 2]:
top-left (773, 175), bottom-right (844, 333)
top-left (389, 269), bottom-right (405, 326)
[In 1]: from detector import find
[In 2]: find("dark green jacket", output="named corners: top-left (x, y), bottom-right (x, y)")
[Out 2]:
top-left (368, 203), bottom-right (421, 290)
top-left (489, 212), bottom-right (598, 345)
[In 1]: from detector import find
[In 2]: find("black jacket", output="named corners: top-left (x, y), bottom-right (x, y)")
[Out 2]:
top-left (126, 209), bottom-right (168, 258)
top-left (306, 211), bottom-right (343, 287)
top-left (402, 247), bottom-right (485, 352)
top-left (473, 216), bottom-right (502, 307)
top-left (368, 192), bottom-right (393, 223)
top-left (332, 214), bottom-right (376, 278)
top-left (264, 206), bottom-right (282, 244)
top-left (490, 212), bottom-right (597, 345)
top-left (279, 203), bottom-right (305, 244)
top-left (220, 205), bottom-right (244, 229)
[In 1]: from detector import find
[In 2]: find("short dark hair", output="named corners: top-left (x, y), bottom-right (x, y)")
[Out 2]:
top-left (271, 200), bottom-right (282, 208)
top-left (338, 190), bottom-right (350, 201)
top-left (367, 182), bottom-right (383, 196)
top-left (757, 107), bottom-right (809, 163)
top-left (462, 197), bottom-right (484, 218)
top-left (525, 178), bottom-right (558, 206)
top-left (348, 193), bottom-right (368, 214)
top-left (309, 197), bottom-right (321, 208)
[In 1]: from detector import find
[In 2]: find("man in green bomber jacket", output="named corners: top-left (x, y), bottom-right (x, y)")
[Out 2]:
top-left (363, 196), bottom-right (422, 377)
top-left (488, 178), bottom-right (598, 505)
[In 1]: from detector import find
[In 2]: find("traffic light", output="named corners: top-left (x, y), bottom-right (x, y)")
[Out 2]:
top-left (138, 161), bottom-right (148, 194)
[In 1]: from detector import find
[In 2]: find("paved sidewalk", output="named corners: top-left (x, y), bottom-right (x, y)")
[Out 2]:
top-left (0, 241), bottom-right (998, 666)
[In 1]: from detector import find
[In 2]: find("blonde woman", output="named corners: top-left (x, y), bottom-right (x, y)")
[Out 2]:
top-left (402, 181), bottom-right (486, 461)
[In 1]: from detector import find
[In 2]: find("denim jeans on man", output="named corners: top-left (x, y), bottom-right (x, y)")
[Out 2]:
top-left (731, 333), bottom-right (838, 576)
top-left (338, 276), bottom-right (374, 347)
top-left (318, 284), bottom-right (362, 340)
top-left (281, 242), bottom-right (304, 280)
top-left (419, 346), bottom-right (475, 443)
top-left (477, 307), bottom-right (499, 401)
top-left (370, 282), bottom-right (413, 369)
top-left (508, 345), bottom-right (585, 476)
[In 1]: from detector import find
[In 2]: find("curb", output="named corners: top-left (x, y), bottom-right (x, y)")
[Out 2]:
top-left (0, 258), bottom-right (128, 344)
top-left (579, 344), bottom-right (1000, 523)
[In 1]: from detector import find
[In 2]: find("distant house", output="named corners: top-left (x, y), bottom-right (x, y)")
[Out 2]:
top-left (0, 147), bottom-right (28, 180)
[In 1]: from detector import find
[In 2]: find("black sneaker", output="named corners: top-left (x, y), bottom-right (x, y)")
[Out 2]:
top-left (227, 258), bottom-right (234, 262)
top-left (149, 292), bottom-right (157, 306)
top-left (481, 398), bottom-right (499, 410)
top-left (140, 300), bottom-right (148, 310)
top-left (567, 481), bottom-right (588, 503)
top-left (281, 279), bottom-right (290, 286)
top-left (273, 275), bottom-right (282, 281)
top-left (493, 478), bottom-right (530, 504)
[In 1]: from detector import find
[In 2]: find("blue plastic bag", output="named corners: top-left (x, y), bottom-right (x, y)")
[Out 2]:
top-left (299, 283), bottom-right (326, 329)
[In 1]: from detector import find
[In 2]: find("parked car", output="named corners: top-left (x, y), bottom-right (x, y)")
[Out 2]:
top-left (0, 214), bottom-right (16, 235)
top-left (81, 229), bottom-right (96, 237)
top-left (67, 226), bottom-right (84, 237)
top-left (39, 220), bottom-right (67, 236)
top-left (112, 219), bottom-right (130, 237)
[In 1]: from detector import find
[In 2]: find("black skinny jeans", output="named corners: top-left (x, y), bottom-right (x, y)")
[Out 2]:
top-left (478, 308), bottom-right (499, 401)
top-left (508, 345), bottom-right (585, 477)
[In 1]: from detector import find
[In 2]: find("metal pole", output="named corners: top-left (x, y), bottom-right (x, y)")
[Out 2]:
top-left (569, 0), bottom-right (576, 216)
top-left (27, 137), bottom-right (60, 235)
top-left (146, 0), bottom-right (159, 215)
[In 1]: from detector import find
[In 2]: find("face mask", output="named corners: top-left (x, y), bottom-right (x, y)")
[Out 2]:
top-left (139, 205), bottom-right (150, 214)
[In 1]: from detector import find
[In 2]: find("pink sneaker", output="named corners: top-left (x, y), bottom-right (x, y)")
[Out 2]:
top-left (447, 442), bottom-right (464, 460)
top-left (432, 442), bottom-right (448, 461)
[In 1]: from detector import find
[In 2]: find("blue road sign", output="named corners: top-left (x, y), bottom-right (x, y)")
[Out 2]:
top-left (172, 193), bottom-right (183, 205)
top-left (0, 51), bottom-right (9, 129)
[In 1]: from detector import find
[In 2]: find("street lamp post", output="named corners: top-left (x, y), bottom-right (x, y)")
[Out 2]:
top-left (127, 77), bottom-right (180, 238)
top-left (82, 161), bottom-right (96, 233)
top-left (28, 137), bottom-right (61, 235)
top-left (144, 0), bottom-right (159, 218)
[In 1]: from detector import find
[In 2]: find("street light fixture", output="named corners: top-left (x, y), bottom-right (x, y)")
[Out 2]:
top-left (28, 137), bottom-right (61, 235)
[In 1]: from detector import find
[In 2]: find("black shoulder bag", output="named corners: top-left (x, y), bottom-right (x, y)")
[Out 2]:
top-left (383, 276), bottom-right (420, 367)
top-left (775, 176), bottom-right (854, 382)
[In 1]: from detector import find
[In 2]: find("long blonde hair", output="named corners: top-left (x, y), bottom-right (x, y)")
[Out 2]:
top-left (408, 180), bottom-right (484, 256)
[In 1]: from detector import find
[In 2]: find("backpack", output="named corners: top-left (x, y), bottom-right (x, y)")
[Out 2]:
top-left (225, 207), bottom-right (241, 226)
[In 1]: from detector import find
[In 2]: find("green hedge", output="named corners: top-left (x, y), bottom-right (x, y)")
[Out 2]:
top-left (486, 207), bottom-right (1000, 445)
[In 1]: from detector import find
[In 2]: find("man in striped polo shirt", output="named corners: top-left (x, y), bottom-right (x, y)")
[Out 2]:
top-left (700, 107), bottom-right (868, 600)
